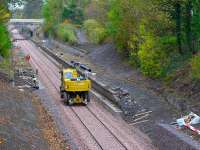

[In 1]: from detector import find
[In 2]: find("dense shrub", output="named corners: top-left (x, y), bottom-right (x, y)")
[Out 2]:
top-left (62, 2), bottom-right (84, 24)
top-left (83, 19), bottom-right (106, 44)
top-left (129, 51), bottom-right (140, 67)
top-left (191, 54), bottom-right (200, 80)
top-left (137, 34), bottom-right (170, 78)
top-left (56, 23), bottom-right (77, 44)
top-left (0, 24), bottom-right (11, 58)
top-left (138, 49), bottom-right (169, 78)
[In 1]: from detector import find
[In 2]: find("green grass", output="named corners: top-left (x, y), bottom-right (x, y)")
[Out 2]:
top-left (0, 58), bottom-right (12, 76)
top-left (56, 23), bottom-right (77, 44)
top-left (83, 19), bottom-right (107, 44)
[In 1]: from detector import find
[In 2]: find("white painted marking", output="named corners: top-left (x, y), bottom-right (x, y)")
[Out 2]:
top-left (133, 114), bottom-right (149, 122)
top-left (129, 119), bottom-right (149, 125)
top-left (133, 111), bottom-right (152, 118)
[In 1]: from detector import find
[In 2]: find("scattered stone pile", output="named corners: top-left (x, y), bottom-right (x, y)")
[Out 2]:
top-left (109, 87), bottom-right (143, 117)
top-left (14, 68), bottom-right (39, 89)
top-left (13, 47), bottom-right (39, 90)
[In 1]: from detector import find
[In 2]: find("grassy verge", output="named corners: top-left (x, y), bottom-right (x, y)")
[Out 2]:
top-left (56, 23), bottom-right (77, 44)
top-left (0, 58), bottom-right (13, 78)
top-left (83, 19), bottom-right (107, 44)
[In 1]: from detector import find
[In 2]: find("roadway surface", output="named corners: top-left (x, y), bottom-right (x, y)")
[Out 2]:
top-left (11, 29), bottom-right (155, 150)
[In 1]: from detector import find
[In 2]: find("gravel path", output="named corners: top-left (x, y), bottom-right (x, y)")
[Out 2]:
top-left (0, 81), bottom-right (48, 150)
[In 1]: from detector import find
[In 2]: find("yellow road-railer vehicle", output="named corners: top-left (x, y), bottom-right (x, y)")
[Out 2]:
top-left (60, 68), bottom-right (91, 105)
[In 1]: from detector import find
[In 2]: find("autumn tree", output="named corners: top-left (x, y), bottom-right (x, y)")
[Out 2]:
top-left (0, 3), bottom-right (11, 57)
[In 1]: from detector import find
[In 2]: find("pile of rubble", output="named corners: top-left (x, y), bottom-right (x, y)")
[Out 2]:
top-left (12, 46), bottom-right (39, 90)
top-left (174, 112), bottom-right (200, 136)
top-left (15, 68), bottom-right (39, 89)
top-left (111, 87), bottom-right (142, 116)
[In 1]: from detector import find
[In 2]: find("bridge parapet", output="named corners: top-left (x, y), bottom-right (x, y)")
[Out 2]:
top-left (9, 19), bottom-right (44, 25)
top-left (9, 19), bottom-right (44, 40)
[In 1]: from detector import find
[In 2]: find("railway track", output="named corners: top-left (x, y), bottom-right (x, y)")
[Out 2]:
top-left (16, 40), bottom-right (144, 150)
top-left (12, 30), bottom-right (154, 150)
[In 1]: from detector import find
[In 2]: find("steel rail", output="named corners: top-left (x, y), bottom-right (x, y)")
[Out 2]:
top-left (19, 40), bottom-right (128, 150)
top-left (33, 41), bottom-right (129, 149)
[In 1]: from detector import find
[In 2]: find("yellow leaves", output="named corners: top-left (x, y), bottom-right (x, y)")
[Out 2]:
top-left (0, 12), bottom-right (11, 22)
top-left (0, 137), bottom-right (5, 144)
top-left (83, 19), bottom-right (106, 44)
top-left (62, 19), bottom-right (71, 25)
top-left (0, 4), bottom-right (11, 23)
top-left (138, 34), bottom-right (170, 78)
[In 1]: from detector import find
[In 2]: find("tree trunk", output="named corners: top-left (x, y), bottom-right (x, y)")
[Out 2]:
top-left (186, 0), bottom-right (194, 54)
top-left (175, 2), bottom-right (182, 54)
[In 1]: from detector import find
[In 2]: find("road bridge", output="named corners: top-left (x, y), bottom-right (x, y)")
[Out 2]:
top-left (8, 19), bottom-right (44, 39)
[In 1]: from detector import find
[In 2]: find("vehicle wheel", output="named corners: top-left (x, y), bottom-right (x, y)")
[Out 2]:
top-left (86, 92), bottom-right (90, 103)
top-left (63, 92), bottom-right (69, 104)
top-left (83, 98), bottom-right (88, 106)
top-left (68, 98), bottom-right (74, 106)
top-left (60, 92), bottom-right (64, 99)
top-left (83, 92), bottom-right (90, 105)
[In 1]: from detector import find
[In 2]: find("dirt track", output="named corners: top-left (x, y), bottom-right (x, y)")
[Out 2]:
top-left (0, 80), bottom-right (68, 150)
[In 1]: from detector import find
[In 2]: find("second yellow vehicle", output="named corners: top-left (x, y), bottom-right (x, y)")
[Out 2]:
top-left (60, 68), bottom-right (91, 105)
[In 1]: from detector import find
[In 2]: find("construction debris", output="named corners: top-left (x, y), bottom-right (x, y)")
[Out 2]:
top-left (176, 112), bottom-right (200, 135)
top-left (15, 68), bottom-right (39, 89)
top-left (176, 112), bottom-right (200, 127)
top-left (13, 47), bottom-right (39, 89)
